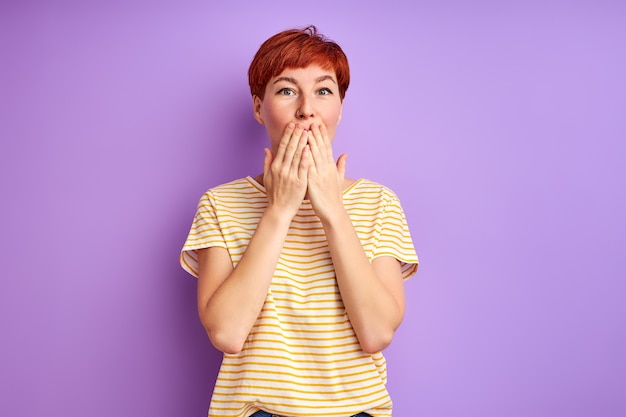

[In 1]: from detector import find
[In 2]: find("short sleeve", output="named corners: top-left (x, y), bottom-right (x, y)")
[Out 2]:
top-left (180, 191), bottom-right (227, 278)
top-left (373, 195), bottom-right (419, 280)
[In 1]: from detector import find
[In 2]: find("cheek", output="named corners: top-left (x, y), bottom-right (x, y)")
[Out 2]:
top-left (324, 116), bottom-right (340, 141)
top-left (262, 103), bottom-right (288, 128)
top-left (260, 103), bottom-right (289, 149)
top-left (324, 105), bottom-right (343, 126)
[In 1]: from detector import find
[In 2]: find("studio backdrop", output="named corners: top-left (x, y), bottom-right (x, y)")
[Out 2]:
top-left (1, 1), bottom-right (624, 416)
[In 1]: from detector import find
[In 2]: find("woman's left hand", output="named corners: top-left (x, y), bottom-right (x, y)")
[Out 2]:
top-left (306, 123), bottom-right (348, 221)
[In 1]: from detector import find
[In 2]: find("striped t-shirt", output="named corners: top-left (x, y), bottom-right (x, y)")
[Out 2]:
top-left (181, 176), bottom-right (418, 417)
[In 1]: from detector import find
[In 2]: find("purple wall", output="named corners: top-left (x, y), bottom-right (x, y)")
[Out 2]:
top-left (1, 1), bottom-right (624, 416)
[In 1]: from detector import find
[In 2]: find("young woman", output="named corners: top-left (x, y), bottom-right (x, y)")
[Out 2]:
top-left (181, 26), bottom-right (418, 417)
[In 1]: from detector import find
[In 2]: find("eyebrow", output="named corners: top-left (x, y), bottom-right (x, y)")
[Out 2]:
top-left (273, 75), bottom-right (337, 85)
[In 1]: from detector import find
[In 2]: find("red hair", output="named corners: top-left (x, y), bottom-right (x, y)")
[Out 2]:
top-left (248, 26), bottom-right (350, 100)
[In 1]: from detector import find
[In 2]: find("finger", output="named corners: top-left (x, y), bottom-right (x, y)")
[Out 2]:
top-left (289, 130), bottom-right (309, 173)
top-left (263, 148), bottom-right (273, 175)
top-left (274, 123), bottom-right (296, 162)
top-left (299, 145), bottom-right (311, 179)
top-left (282, 124), bottom-right (305, 165)
top-left (336, 153), bottom-right (348, 179)
top-left (318, 123), bottom-right (334, 158)
top-left (313, 123), bottom-right (333, 159)
top-left (307, 126), bottom-right (324, 166)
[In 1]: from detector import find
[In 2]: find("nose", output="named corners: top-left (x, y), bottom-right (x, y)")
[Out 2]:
top-left (296, 96), bottom-right (314, 120)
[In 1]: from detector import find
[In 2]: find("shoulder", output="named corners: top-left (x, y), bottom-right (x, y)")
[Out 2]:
top-left (200, 177), bottom-right (262, 199)
top-left (206, 177), bottom-right (255, 194)
top-left (346, 178), bottom-right (400, 203)
top-left (194, 177), bottom-right (262, 209)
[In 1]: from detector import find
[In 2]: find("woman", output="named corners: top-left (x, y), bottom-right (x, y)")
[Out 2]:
top-left (181, 26), bottom-right (418, 417)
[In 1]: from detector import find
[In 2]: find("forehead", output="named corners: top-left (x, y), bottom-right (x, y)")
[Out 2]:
top-left (271, 64), bottom-right (337, 82)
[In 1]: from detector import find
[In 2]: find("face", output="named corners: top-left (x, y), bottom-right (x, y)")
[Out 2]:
top-left (253, 64), bottom-right (343, 153)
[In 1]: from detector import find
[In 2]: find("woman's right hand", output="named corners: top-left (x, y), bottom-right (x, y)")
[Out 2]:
top-left (263, 123), bottom-right (311, 217)
top-left (195, 123), bottom-right (313, 353)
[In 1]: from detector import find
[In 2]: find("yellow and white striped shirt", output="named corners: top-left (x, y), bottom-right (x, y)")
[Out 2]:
top-left (181, 177), bottom-right (418, 417)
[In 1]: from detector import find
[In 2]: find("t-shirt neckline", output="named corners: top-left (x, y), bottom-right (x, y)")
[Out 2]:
top-left (245, 176), bottom-right (364, 200)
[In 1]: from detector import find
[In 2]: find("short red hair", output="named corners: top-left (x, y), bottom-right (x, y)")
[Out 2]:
top-left (248, 26), bottom-right (350, 100)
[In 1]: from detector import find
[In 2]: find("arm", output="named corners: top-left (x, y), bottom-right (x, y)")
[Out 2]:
top-left (320, 206), bottom-right (406, 354)
top-left (197, 123), bottom-right (310, 354)
top-left (197, 207), bottom-right (292, 354)
top-left (306, 124), bottom-right (406, 353)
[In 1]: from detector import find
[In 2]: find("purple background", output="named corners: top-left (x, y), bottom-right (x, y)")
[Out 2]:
top-left (1, 1), bottom-right (625, 416)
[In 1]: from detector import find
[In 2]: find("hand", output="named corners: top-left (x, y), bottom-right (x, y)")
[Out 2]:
top-left (305, 123), bottom-right (348, 221)
top-left (263, 123), bottom-right (311, 218)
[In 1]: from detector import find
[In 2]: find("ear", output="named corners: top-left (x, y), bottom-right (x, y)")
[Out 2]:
top-left (252, 95), bottom-right (264, 125)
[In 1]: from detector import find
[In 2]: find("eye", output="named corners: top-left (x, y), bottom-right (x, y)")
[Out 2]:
top-left (278, 88), bottom-right (295, 96)
top-left (318, 87), bottom-right (333, 96)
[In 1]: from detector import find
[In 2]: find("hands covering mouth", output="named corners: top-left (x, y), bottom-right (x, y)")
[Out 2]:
top-left (262, 121), bottom-right (348, 222)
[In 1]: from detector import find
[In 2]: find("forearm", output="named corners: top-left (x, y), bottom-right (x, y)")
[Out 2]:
top-left (199, 207), bottom-right (292, 353)
top-left (321, 208), bottom-right (405, 353)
